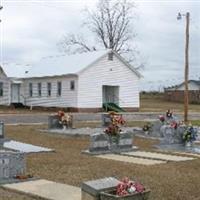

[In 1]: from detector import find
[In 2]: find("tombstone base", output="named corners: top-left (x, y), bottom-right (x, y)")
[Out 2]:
top-left (82, 190), bottom-right (96, 200)
top-left (155, 143), bottom-right (200, 154)
top-left (82, 146), bottom-right (138, 155)
top-left (100, 189), bottom-right (151, 200)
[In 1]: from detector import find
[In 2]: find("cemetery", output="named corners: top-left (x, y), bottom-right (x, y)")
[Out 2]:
top-left (0, 109), bottom-right (200, 200)
top-left (0, 0), bottom-right (199, 199)
top-left (0, 121), bottom-right (53, 186)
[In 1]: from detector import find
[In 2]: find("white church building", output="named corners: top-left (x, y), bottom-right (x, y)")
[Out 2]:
top-left (0, 50), bottom-right (141, 112)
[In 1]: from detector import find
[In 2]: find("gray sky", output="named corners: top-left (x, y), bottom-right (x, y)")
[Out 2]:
top-left (0, 0), bottom-right (200, 91)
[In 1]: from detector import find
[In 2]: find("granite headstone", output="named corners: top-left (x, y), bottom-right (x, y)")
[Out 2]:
top-left (89, 133), bottom-right (109, 153)
top-left (118, 132), bottom-right (133, 150)
top-left (48, 115), bottom-right (63, 129)
top-left (81, 177), bottom-right (120, 200)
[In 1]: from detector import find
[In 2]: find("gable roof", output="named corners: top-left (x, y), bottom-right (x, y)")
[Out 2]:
top-left (1, 50), bottom-right (141, 79)
top-left (1, 64), bottom-right (31, 78)
top-left (165, 80), bottom-right (200, 90)
top-left (0, 66), bottom-right (7, 77)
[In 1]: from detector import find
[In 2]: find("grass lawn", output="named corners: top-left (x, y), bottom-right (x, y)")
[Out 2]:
top-left (1, 125), bottom-right (200, 200)
top-left (1, 93), bottom-right (200, 114)
top-left (140, 93), bottom-right (200, 113)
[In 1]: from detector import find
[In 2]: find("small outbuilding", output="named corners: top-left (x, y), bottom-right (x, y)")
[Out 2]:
top-left (0, 50), bottom-right (141, 112)
top-left (164, 80), bottom-right (200, 104)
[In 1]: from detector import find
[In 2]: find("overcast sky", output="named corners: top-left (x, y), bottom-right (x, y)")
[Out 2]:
top-left (0, 0), bottom-right (200, 91)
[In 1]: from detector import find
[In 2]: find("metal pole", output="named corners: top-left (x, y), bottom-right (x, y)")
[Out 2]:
top-left (184, 12), bottom-right (190, 123)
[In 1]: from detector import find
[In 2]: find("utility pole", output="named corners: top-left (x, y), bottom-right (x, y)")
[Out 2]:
top-left (177, 12), bottom-right (190, 124)
top-left (184, 12), bottom-right (190, 124)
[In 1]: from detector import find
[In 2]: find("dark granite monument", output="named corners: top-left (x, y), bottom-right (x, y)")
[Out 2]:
top-left (87, 131), bottom-right (135, 154)
top-left (0, 150), bottom-right (26, 179)
top-left (89, 133), bottom-right (110, 153)
top-left (82, 177), bottom-right (120, 200)
top-left (48, 113), bottom-right (73, 130)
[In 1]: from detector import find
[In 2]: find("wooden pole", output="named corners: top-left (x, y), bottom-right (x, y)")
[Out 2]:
top-left (184, 12), bottom-right (190, 123)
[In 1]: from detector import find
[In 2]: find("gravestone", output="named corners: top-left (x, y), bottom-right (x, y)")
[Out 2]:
top-left (118, 132), bottom-right (133, 150)
top-left (89, 133), bottom-right (109, 153)
top-left (88, 132), bottom-right (134, 154)
top-left (48, 114), bottom-right (73, 129)
top-left (160, 125), bottom-right (185, 144)
top-left (81, 177), bottom-right (120, 200)
top-left (101, 114), bottom-right (112, 127)
top-left (160, 125), bottom-right (177, 144)
top-left (48, 115), bottom-right (63, 129)
top-left (0, 150), bottom-right (26, 179)
top-left (0, 121), bottom-right (4, 139)
top-left (150, 121), bottom-right (163, 137)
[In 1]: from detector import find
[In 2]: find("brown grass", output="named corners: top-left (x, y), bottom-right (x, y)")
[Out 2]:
top-left (1, 93), bottom-right (200, 115)
top-left (0, 125), bottom-right (200, 200)
top-left (140, 93), bottom-right (200, 112)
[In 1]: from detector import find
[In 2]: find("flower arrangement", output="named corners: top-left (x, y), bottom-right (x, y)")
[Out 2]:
top-left (159, 115), bottom-right (165, 123)
top-left (57, 110), bottom-right (65, 119)
top-left (116, 177), bottom-right (145, 196)
top-left (104, 112), bottom-right (125, 137)
top-left (15, 174), bottom-right (33, 180)
top-left (182, 125), bottom-right (197, 143)
top-left (170, 121), bottom-right (178, 129)
top-left (143, 123), bottom-right (152, 132)
top-left (166, 109), bottom-right (173, 118)
top-left (57, 111), bottom-right (72, 129)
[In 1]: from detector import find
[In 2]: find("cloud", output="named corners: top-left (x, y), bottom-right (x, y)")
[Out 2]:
top-left (1, 0), bottom-right (199, 91)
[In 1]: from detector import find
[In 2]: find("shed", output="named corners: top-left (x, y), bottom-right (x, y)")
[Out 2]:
top-left (164, 80), bottom-right (200, 104)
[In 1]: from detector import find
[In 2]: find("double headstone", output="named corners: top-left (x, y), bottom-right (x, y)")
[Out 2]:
top-left (89, 132), bottom-right (133, 154)
top-left (160, 125), bottom-right (185, 144)
top-left (0, 150), bottom-right (26, 179)
top-left (89, 133), bottom-right (109, 153)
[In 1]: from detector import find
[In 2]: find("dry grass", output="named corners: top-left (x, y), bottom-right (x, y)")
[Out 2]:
top-left (0, 125), bottom-right (200, 200)
top-left (140, 93), bottom-right (200, 113)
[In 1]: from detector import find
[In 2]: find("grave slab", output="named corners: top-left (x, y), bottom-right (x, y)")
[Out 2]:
top-left (96, 154), bottom-right (166, 165)
top-left (3, 179), bottom-right (81, 200)
top-left (123, 151), bottom-right (195, 162)
top-left (156, 144), bottom-right (200, 155)
top-left (3, 140), bottom-right (54, 153)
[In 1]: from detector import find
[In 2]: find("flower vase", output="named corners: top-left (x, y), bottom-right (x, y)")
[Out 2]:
top-left (63, 125), bottom-right (67, 131)
top-left (185, 141), bottom-right (192, 147)
top-left (145, 131), bottom-right (149, 136)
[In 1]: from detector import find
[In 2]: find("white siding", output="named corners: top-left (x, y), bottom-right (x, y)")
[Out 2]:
top-left (21, 76), bottom-right (78, 108)
top-left (78, 54), bottom-right (140, 108)
top-left (0, 73), bottom-right (10, 106)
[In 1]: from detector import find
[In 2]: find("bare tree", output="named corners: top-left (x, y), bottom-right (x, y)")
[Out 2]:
top-left (58, 0), bottom-right (140, 63)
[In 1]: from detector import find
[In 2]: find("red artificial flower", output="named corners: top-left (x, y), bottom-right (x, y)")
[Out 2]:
top-left (171, 121), bottom-right (178, 129)
top-left (134, 182), bottom-right (145, 193)
top-left (57, 110), bottom-right (65, 118)
top-left (116, 178), bottom-right (145, 196)
top-left (159, 115), bottom-right (165, 122)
